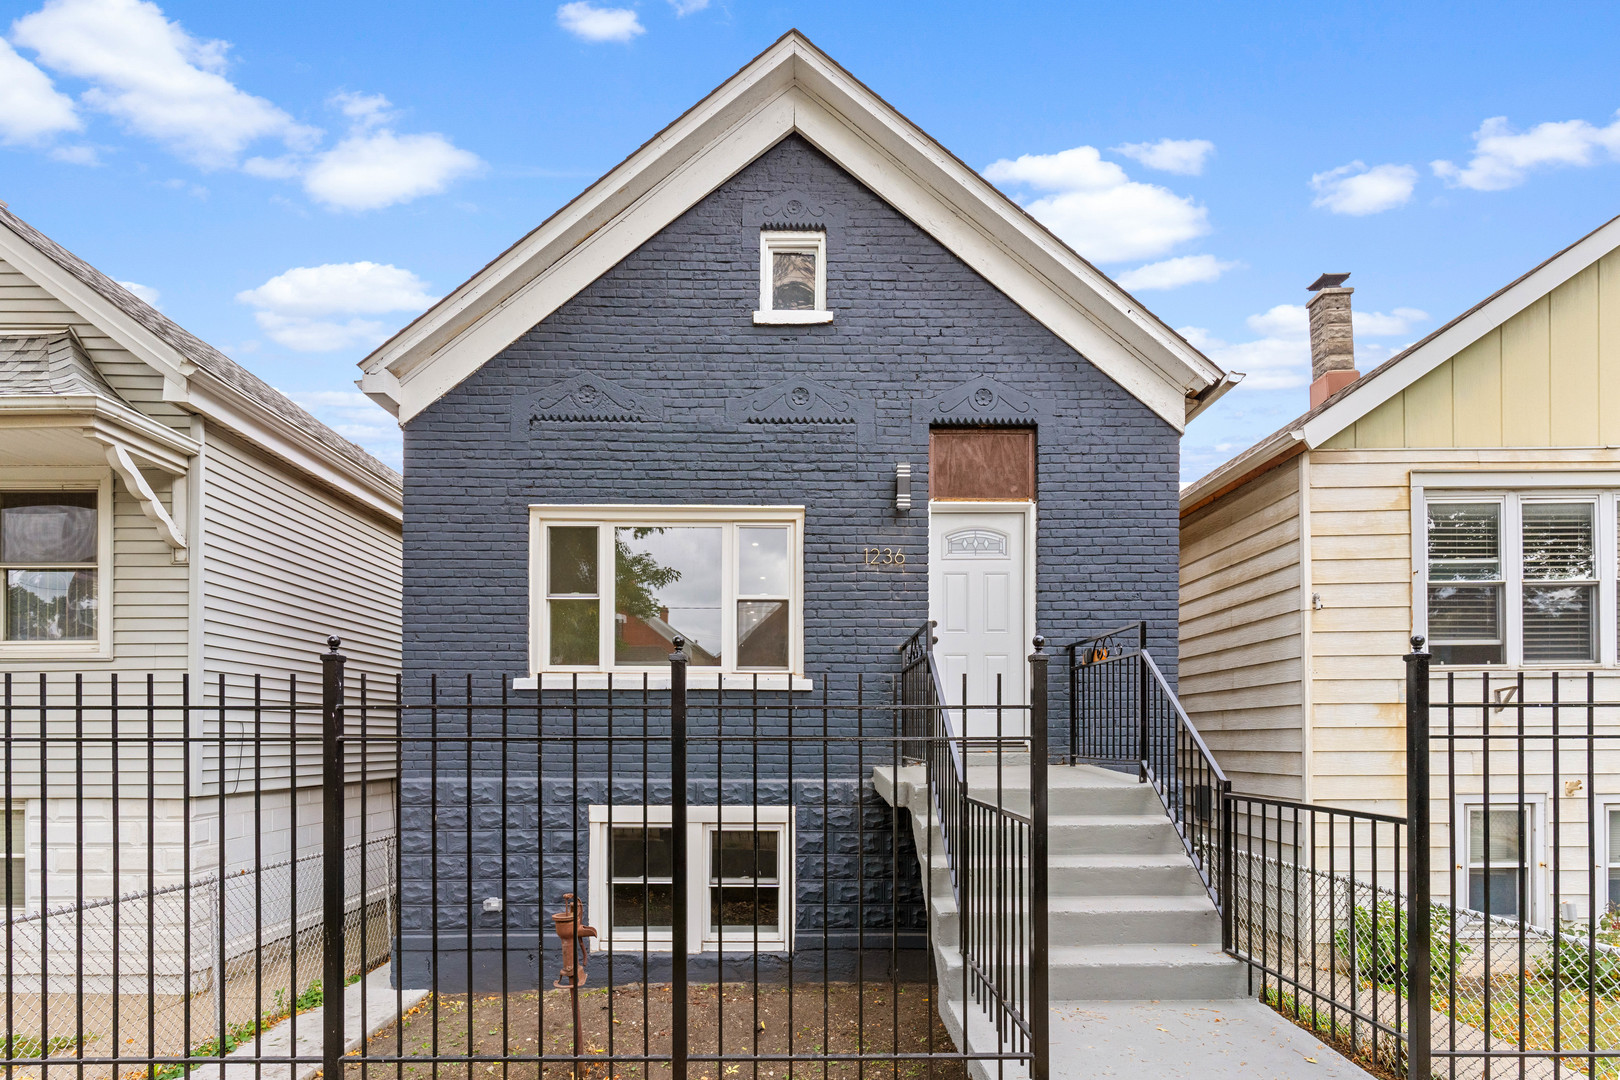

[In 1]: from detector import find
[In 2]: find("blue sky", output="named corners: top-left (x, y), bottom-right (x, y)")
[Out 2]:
top-left (2, 0), bottom-right (1618, 479)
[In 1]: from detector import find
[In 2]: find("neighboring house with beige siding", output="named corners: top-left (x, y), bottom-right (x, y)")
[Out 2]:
top-left (0, 204), bottom-right (402, 985)
top-left (1180, 217), bottom-right (1620, 925)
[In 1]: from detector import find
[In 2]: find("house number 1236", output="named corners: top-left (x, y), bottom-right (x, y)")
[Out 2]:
top-left (862, 547), bottom-right (905, 566)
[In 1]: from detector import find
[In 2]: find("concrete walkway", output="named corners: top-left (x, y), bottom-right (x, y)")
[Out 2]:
top-left (1051, 999), bottom-right (1374, 1079)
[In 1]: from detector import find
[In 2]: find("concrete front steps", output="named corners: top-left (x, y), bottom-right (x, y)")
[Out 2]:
top-left (873, 761), bottom-right (1247, 1077)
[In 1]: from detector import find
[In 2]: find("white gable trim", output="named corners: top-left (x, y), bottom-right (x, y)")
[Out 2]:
top-left (1300, 214), bottom-right (1620, 448)
top-left (358, 33), bottom-right (1221, 429)
top-left (0, 218), bottom-right (401, 521)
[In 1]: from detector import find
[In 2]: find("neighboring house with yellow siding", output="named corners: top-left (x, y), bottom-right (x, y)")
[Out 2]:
top-left (1179, 216), bottom-right (1620, 924)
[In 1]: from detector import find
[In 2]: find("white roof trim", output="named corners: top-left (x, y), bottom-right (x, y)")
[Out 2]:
top-left (358, 31), bottom-right (1222, 430)
top-left (1300, 214), bottom-right (1620, 448)
top-left (0, 216), bottom-right (401, 520)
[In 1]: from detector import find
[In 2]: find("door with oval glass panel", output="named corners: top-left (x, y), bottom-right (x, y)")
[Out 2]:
top-left (927, 427), bottom-right (1035, 740)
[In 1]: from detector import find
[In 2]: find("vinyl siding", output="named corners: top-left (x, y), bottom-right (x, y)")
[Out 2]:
top-left (1179, 455), bottom-right (1304, 798)
top-left (1329, 252), bottom-right (1620, 450)
top-left (0, 257), bottom-right (187, 429)
top-left (200, 428), bottom-right (401, 686)
top-left (1304, 446), bottom-right (1620, 821)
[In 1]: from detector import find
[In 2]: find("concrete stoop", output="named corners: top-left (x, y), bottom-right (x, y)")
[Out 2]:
top-left (874, 762), bottom-right (1248, 1079)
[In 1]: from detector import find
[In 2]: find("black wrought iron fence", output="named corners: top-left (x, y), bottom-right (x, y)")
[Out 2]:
top-left (1216, 640), bottom-right (1620, 1080)
top-left (895, 622), bottom-right (1050, 1077)
top-left (0, 637), bottom-right (1048, 1080)
top-left (0, 663), bottom-right (399, 1080)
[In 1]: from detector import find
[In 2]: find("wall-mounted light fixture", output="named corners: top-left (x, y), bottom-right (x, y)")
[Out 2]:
top-left (895, 462), bottom-right (912, 512)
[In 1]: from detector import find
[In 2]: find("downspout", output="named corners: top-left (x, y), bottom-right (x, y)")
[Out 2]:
top-left (1298, 452), bottom-right (1315, 804)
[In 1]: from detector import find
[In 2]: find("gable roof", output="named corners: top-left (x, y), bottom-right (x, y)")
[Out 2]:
top-left (1179, 212), bottom-right (1620, 515)
top-left (357, 30), bottom-right (1227, 430)
top-left (0, 205), bottom-right (401, 519)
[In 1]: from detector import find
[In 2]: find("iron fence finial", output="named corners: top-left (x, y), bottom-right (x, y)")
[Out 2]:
top-left (326, 635), bottom-right (342, 653)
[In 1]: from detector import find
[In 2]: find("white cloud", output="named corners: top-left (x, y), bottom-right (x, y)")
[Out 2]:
top-left (48, 143), bottom-right (98, 164)
top-left (286, 389), bottom-right (401, 469)
top-left (303, 129), bottom-right (483, 211)
top-left (237, 262), bottom-right (435, 352)
top-left (13, 0), bottom-right (319, 169)
top-left (1309, 161), bottom-right (1418, 215)
top-left (1116, 254), bottom-right (1238, 292)
top-left (668, 0), bottom-right (709, 12)
top-left (983, 145), bottom-right (1209, 263)
top-left (1182, 301), bottom-right (1429, 391)
top-left (330, 90), bottom-right (392, 128)
top-left (1355, 307), bottom-right (1428, 337)
top-left (1112, 138), bottom-right (1214, 176)
top-left (0, 37), bottom-right (79, 144)
top-left (116, 279), bottom-right (160, 308)
top-left (557, 2), bottom-right (644, 42)
top-left (1433, 113), bottom-right (1620, 191)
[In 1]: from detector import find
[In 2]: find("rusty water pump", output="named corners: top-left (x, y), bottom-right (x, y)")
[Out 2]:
top-left (551, 893), bottom-right (597, 1077)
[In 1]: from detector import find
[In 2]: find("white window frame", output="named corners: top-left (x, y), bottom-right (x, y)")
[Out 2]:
top-left (0, 469), bottom-right (113, 659)
top-left (2, 805), bottom-right (21, 913)
top-left (1598, 798), bottom-right (1620, 921)
top-left (523, 505), bottom-right (807, 690)
top-left (753, 231), bottom-right (831, 325)
top-left (1414, 482), bottom-right (1618, 668)
top-left (587, 804), bottom-right (796, 953)
top-left (1452, 793), bottom-right (1544, 928)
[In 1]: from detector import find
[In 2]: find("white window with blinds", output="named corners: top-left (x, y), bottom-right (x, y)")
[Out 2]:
top-left (1420, 490), bottom-right (1618, 667)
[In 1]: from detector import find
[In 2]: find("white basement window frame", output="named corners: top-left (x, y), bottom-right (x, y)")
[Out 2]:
top-left (1415, 486), bottom-right (1619, 668)
top-left (3, 805), bottom-right (21, 913)
top-left (0, 469), bottom-right (113, 659)
top-left (753, 231), bottom-right (831, 325)
top-left (522, 505), bottom-right (807, 690)
top-left (1453, 795), bottom-right (1543, 928)
top-left (586, 804), bottom-right (796, 953)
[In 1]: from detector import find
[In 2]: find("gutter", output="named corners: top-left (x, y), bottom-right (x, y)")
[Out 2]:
top-left (1184, 370), bottom-right (1244, 424)
top-left (1179, 429), bottom-right (1304, 518)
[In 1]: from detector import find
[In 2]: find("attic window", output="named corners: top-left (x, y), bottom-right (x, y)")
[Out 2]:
top-left (754, 232), bottom-right (831, 325)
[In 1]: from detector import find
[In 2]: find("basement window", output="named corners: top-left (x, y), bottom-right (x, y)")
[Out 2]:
top-left (588, 804), bottom-right (795, 953)
top-left (753, 231), bottom-right (830, 325)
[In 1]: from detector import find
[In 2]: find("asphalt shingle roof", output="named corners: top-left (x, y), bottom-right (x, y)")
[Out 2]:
top-left (0, 205), bottom-right (400, 493)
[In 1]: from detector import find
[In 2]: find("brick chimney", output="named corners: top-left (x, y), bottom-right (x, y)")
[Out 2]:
top-left (1307, 273), bottom-right (1357, 408)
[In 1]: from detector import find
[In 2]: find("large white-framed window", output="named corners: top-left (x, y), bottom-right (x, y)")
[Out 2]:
top-left (1418, 488), bottom-right (1618, 667)
top-left (1454, 796), bottom-right (1542, 926)
top-left (0, 470), bottom-right (112, 657)
top-left (587, 804), bottom-right (795, 953)
top-left (527, 506), bottom-right (804, 688)
top-left (753, 231), bottom-right (831, 325)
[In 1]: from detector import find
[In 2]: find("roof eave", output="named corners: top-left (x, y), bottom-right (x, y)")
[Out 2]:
top-left (360, 31), bottom-right (1222, 429)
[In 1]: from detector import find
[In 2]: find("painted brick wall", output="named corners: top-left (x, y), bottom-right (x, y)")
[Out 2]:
top-left (398, 134), bottom-right (1183, 987)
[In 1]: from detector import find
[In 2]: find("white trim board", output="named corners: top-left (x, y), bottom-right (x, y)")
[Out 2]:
top-left (356, 32), bottom-right (1222, 430)
top-left (1301, 214), bottom-right (1620, 448)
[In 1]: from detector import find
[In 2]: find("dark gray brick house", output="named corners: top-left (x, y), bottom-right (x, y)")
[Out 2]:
top-left (359, 31), bottom-right (1229, 990)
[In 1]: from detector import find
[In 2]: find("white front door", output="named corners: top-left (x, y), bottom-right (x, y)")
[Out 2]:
top-left (928, 507), bottom-right (1030, 738)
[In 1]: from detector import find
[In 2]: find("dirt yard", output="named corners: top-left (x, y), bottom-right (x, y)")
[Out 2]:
top-left (354, 981), bottom-right (968, 1080)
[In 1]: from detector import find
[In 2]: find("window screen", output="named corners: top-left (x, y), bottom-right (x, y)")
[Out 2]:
top-left (1427, 502), bottom-right (1504, 665)
top-left (1521, 503), bottom-right (1596, 663)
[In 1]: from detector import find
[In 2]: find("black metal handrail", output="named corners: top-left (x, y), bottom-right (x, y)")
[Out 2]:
top-left (896, 622), bottom-right (1049, 1079)
top-left (1064, 626), bottom-right (1231, 913)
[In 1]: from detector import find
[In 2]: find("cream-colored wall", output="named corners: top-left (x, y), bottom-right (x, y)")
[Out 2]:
top-left (1179, 455), bottom-right (1306, 798)
top-left (1305, 446), bottom-right (1620, 811)
top-left (1323, 251), bottom-right (1620, 450)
